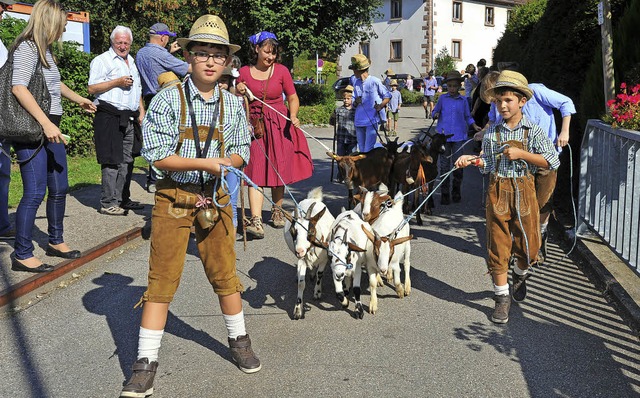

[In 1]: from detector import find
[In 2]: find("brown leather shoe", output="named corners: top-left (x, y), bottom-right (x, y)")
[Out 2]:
top-left (244, 216), bottom-right (264, 239)
top-left (228, 334), bottom-right (262, 374)
top-left (120, 358), bottom-right (158, 397)
top-left (270, 206), bottom-right (286, 228)
top-left (491, 294), bottom-right (510, 324)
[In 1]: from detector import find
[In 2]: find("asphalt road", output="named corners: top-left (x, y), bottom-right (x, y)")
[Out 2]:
top-left (1, 106), bottom-right (639, 398)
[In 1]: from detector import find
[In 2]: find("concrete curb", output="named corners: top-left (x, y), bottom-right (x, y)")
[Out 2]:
top-left (563, 227), bottom-right (640, 337)
top-left (0, 227), bottom-right (143, 308)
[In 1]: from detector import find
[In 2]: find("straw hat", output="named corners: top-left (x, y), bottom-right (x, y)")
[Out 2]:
top-left (390, 79), bottom-right (398, 86)
top-left (176, 15), bottom-right (240, 54)
top-left (348, 54), bottom-right (370, 70)
top-left (444, 70), bottom-right (465, 83)
top-left (485, 70), bottom-right (533, 100)
top-left (386, 68), bottom-right (394, 75)
top-left (157, 71), bottom-right (181, 89)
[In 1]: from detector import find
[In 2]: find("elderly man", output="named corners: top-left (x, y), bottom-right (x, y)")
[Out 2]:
top-left (88, 26), bottom-right (144, 216)
top-left (135, 22), bottom-right (190, 193)
top-left (0, 0), bottom-right (16, 240)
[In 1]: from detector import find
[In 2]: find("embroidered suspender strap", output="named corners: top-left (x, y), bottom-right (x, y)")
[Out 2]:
top-left (177, 82), bottom-right (187, 134)
top-left (494, 124), bottom-right (502, 176)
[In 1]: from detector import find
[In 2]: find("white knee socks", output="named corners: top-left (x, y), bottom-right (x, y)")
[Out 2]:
top-left (138, 327), bottom-right (164, 362)
top-left (494, 284), bottom-right (509, 296)
top-left (223, 311), bottom-right (246, 340)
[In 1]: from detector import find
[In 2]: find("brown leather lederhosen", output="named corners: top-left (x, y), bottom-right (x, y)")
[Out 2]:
top-left (142, 84), bottom-right (243, 305)
top-left (485, 126), bottom-right (541, 276)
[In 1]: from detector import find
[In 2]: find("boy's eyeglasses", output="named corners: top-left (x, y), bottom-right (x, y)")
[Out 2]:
top-left (189, 51), bottom-right (228, 65)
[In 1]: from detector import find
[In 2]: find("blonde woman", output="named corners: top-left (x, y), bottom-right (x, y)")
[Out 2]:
top-left (10, 0), bottom-right (95, 272)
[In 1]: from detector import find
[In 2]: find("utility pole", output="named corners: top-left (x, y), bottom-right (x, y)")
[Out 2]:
top-left (599, 0), bottom-right (615, 112)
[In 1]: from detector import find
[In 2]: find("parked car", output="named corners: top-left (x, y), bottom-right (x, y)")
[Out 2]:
top-left (436, 76), bottom-right (447, 92)
top-left (333, 76), bottom-right (352, 98)
top-left (393, 73), bottom-right (425, 91)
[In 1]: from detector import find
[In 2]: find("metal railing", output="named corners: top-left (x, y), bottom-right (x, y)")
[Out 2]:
top-left (578, 119), bottom-right (640, 273)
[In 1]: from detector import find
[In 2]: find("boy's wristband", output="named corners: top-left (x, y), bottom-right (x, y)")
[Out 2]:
top-left (473, 158), bottom-right (481, 167)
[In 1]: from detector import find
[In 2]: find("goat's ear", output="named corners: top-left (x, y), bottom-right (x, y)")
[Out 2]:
top-left (282, 210), bottom-right (294, 222)
top-left (361, 224), bottom-right (375, 242)
top-left (445, 134), bottom-right (454, 139)
top-left (391, 234), bottom-right (413, 246)
top-left (353, 194), bottom-right (362, 202)
top-left (348, 242), bottom-right (366, 253)
top-left (378, 183), bottom-right (388, 194)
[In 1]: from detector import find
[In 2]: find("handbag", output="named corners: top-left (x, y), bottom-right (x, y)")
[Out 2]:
top-left (249, 66), bottom-right (272, 140)
top-left (0, 45), bottom-right (51, 144)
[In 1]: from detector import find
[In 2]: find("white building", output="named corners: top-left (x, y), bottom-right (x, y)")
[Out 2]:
top-left (338, 0), bottom-right (530, 78)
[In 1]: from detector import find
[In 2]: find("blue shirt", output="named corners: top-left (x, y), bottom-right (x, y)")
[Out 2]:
top-left (424, 77), bottom-right (437, 96)
top-left (136, 43), bottom-right (189, 97)
top-left (388, 90), bottom-right (402, 112)
top-left (432, 93), bottom-right (475, 142)
top-left (488, 83), bottom-right (576, 146)
top-left (352, 75), bottom-right (391, 127)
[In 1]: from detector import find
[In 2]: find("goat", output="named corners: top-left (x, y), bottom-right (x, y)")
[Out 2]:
top-left (328, 137), bottom-right (402, 209)
top-left (283, 187), bottom-right (335, 320)
top-left (327, 210), bottom-right (376, 318)
top-left (389, 130), bottom-right (452, 225)
top-left (362, 191), bottom-right (413, 300)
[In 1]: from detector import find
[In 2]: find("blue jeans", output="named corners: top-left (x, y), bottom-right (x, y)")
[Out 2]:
top-left (0, 140), bottom-right (11, 234)
top-left (13, 115), bottom-right (69, 259)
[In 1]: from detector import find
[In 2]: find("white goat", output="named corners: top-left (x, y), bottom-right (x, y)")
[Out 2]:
top-left (283, 187), bottom-right (335, 320)
top-left (363, 191), bottom-right (413, 299)
top-left (327, 209), bottom-right (376, 318)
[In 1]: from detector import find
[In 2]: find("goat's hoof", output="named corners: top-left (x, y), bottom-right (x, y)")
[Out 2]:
top-left (313, 291), bottom-right (322, 300)
top-left (355, 304), bottom-right (364, 319)
top-left (396, 286), bottom-right (405, 298)
top-left (341, 298), bottom-right (349, 309)
top-left (293, 306), bottom-right (303, 320)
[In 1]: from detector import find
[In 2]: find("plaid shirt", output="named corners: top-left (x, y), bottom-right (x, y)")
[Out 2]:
top-left (481, 115), bottom-right (559, 178)
top-left (141, 78), bottom-right (251, 184)
top-left (334, 106), bottom-right (357, 144)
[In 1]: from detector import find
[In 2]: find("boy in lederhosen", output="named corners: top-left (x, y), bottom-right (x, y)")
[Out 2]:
top-left (455, 71), bottom-right (559, 324)
top-left (120, 14), bottom-right (260, 398)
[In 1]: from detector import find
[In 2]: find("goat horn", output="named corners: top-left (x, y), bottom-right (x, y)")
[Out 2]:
top-left (306, 202), bottom-right (317, 219)
top-left (348, 242), bottom-right (366, 253)
top-left (342, 228), bottom-right (348, 243)
top-left (391, 234), bottom-right (413, 246)
top-left (361, 224), bottom-right (375, 242)
top-left (326, 151), bottom-right (339, 160)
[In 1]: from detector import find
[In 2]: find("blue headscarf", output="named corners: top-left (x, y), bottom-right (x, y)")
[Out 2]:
top-left (249, 31), bottom-right (278, 46)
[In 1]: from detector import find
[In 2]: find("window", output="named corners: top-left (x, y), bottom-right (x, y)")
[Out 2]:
top-left (452, 1), bottom-right (462, 22)
top-left (485, 7), bottom-right (495, 26)
top-left (390, 40), bottom-right (402, 61)
top-left (451, 40), bottom-right (461, 60)
top-left (391, 0), bottom-right (402, 20)
top-left (360, 42), bottom-right (370, 59)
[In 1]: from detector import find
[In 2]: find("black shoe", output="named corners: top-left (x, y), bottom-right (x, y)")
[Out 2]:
top-left (0, 228), bottom-right (16, 241)
top-left (11, 258), bottom-right (54, 273)
top-left (46, 245), bottom-right (81, 259)
top-left (440, 193), bottom-right (450, 205)
top-left (228, 334), bottom-right (262, 374)
top-left (491, 294), bottom-right (510, 324)
top-left (121, 200), bottom-right (144, 210)
top-left (121, 358), bottom-right (158, 398)
top-left (511, 271), bottom-right (528, 302)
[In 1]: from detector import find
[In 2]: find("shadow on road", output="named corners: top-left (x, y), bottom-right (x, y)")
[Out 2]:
top-left (82, 272), bottom-right (232, 381)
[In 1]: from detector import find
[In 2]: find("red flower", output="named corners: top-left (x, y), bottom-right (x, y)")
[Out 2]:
top-left (603, 82), bottom-right (640, 130)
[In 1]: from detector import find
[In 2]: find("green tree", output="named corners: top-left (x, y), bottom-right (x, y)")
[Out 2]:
top-left (61, 0), bottom-right (382, 64)
top-left (434, 47), bottom-right (455, 76)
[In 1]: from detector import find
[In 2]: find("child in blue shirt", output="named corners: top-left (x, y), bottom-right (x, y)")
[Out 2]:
top-left (386, 79), bottom-right (402, 135)
top-left (432, 70), bottom-right (481, 204)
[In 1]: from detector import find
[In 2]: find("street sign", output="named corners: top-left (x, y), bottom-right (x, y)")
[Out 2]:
top-left (598, 2), bottom-right (604, 25)
top-left (317, 58), bottom-right (324, 68)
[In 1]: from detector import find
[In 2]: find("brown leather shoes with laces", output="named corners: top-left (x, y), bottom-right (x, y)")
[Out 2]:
top-left (228, 334), bottom-right (262, 374)
top-left (270, 206), bottom-right (286, 228)
top-left (244, 216), bottom-right (264, 239)
top-left (491, 294), bottom-right (511, 324)
top-left (120, 358), bottom-right (158, 397)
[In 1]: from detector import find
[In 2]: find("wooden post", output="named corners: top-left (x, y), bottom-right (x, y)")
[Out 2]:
top-left (600, 0), bottom-right (615, 112)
